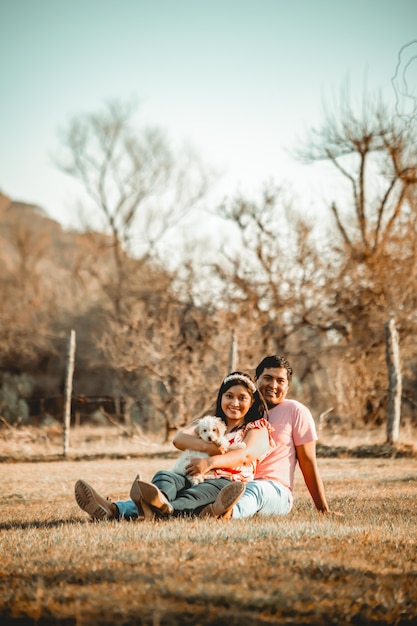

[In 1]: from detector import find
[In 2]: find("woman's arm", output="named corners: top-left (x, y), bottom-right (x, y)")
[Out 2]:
top-left (173, 421), bottom-right (227, 455)
top-left (185, 426), bottom-right (270, 476)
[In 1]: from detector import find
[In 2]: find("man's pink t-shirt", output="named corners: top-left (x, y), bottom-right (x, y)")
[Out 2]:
top-left (255, 399), bottom-right (317, 492)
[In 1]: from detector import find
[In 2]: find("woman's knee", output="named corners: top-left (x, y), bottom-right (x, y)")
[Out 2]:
top-left (153, 470), bottom-right (175, 482)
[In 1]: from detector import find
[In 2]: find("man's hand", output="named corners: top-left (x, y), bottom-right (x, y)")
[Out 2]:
top-left (186, 457), bottom-right (213, 476)
top-left (318, 509), bottom-right (344, 517)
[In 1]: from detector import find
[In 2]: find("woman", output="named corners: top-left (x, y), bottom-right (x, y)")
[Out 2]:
top-left (75, 371), bottom-right (274, 520)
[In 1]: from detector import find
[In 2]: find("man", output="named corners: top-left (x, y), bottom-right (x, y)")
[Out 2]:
top-left (186, 355), bottom-right (335, 518)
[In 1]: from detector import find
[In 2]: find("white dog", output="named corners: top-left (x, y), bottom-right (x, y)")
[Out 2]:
top-left (172, 415), bottom-right (246, 485)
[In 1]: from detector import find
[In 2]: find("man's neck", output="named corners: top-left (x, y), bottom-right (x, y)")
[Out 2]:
top-left (267, 400), bottom-right (284, 410)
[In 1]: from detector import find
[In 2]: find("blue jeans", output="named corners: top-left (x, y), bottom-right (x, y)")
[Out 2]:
top-left (115, 470), bottom-right (231, 519)
top-left (232, 479), bottom-right (293, 519)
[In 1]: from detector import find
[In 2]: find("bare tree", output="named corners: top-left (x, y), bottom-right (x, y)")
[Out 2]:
top-left (391, 40), bottom-right (417, 122)
top-left (297, 90), bottom-right (417, 440)
top-left (99, 259), bottom-right (223, 439)
top-left (213, 185), bottom-right (332, 392)
top-left (54, 101), bottom-right (218, 435)
top-left (56, 99), bottom-right (208, 316)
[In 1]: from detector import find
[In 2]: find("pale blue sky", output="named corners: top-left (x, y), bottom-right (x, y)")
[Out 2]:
top-left (1, 0), bottom-right (416, 228)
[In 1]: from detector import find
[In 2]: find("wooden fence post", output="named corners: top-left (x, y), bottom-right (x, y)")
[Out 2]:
top-left (63, 329), bottom-right (76, 456)
top-left (385, 318), bottom-right (402, 444)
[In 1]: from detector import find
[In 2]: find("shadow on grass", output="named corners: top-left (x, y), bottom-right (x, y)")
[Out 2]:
top-left (0, 450), bottom-right (180, 464)
top-left (1, 443), bottom-right (415, 464)
top-left (0, 517), bottom-right (97, 531)
top-left (316, 442), bottom-right (416, 458)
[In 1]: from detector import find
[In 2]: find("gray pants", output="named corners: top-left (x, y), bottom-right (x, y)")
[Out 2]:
top-left (115, 470), bottom-right (231, 519)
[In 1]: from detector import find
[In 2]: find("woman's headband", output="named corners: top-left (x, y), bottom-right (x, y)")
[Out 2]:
top-left (223, 373), bottom-right (257, 393)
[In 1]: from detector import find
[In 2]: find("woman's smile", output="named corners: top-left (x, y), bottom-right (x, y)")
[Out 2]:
top-left (221, 384), bottom-right (254, 425)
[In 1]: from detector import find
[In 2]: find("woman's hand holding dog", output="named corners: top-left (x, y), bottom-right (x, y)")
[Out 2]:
top-left (173, 432), bottom-right (228, 456)
top-left (213, 443), bottom-right (228, 455)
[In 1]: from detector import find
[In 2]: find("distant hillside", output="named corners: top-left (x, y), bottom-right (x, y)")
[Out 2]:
top-left (0, 192), bottom-right (11, 213)
top-left (0, 191), bottom-right (119, 406)
top-left (0, 191), bottom-right (116, 286)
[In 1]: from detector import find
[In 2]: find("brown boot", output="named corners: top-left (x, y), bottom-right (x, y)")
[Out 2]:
top-left (131, 479), bottom-right (174, 517)
top-left (130, 475), bottom-right (156, 521)
top-left (75, 480), bottom-right (118, 521)
top-left (200, 482), bottom-right (246, 519)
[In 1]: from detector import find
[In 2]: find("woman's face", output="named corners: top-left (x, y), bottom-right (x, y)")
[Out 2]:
top-left (221, 384), bottom-right (254, 426)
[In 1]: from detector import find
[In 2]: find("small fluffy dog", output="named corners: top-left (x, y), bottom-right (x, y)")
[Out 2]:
top-left (172, 415), bottom-right (246, 485)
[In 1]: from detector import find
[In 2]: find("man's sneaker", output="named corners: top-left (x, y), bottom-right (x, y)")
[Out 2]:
top-left (75, 479), bottom-right (118, 521)
top-left (131, 478), bottom-right (173, 517)
top-left (200, 482), bottom-right (246, 519)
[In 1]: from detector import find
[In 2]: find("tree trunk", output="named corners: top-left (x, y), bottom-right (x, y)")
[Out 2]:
top-left (228, 330), bottom-right (238, 372)
top-left (385, 318), bottom-right (402, 444)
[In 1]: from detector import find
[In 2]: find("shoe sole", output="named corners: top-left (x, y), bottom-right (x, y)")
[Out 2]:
top-left (136, 481), bottom-right (173, 515)
top-left (212, 482), bottom-right (246, 516)
top-left (130, 478), bottom-right (155, 521)
top-left (74, 480), bottom-right (113, 520)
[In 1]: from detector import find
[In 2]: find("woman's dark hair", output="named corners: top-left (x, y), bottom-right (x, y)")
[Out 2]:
top-left (214, 371), bottom-right (268, 428)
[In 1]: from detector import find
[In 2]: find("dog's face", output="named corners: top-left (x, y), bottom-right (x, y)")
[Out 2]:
top-left (195, 415), bottom-right (227, 443)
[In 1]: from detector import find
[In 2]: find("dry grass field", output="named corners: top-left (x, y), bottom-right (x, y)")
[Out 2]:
top-left (0, 424), bottom-right (416, 625)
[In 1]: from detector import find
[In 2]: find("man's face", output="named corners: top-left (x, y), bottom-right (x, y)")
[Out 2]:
top-left (256, 367), bottom-right (289, 408)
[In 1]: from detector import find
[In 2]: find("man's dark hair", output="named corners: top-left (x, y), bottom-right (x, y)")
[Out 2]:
top-left (255, 355), bottom-right (293, 381)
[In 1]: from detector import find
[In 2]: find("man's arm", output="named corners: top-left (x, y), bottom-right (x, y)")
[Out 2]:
top-left (296, 441), bottom-right (330, 513)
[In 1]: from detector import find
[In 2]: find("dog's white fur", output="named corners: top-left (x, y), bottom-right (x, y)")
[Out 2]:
top-left (172, 415), bottom-right (246, 485)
